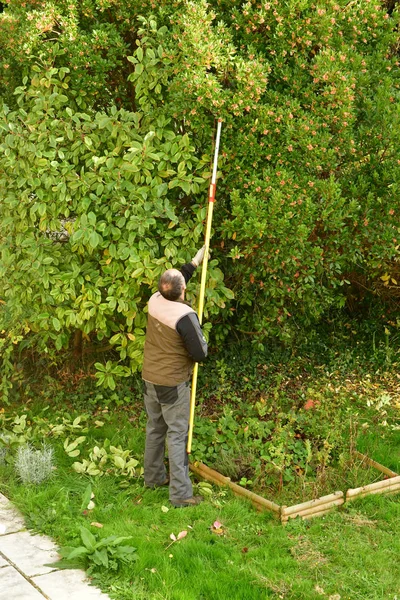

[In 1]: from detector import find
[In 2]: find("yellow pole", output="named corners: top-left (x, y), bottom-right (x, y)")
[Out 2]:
top-left (187, 119), bottom-right (222, 454)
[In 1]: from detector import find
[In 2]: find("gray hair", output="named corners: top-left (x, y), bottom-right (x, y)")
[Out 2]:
top-left (158, 269), bottom-right (184, 301)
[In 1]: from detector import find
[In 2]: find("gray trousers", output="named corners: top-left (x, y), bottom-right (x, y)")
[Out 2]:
top-left (143, 380), bottom-right (193, 502)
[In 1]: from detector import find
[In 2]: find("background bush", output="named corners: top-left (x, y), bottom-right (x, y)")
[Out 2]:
top-left (0, 0), bottom-right (399, 393)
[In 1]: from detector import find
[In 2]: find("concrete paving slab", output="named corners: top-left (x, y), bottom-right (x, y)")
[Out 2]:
top-left (0, 565), bottom-right (45, 600)
top-left (0, 495), bottom-right (111, 599)
top-left (0, 492), bottom-right (25, 534)
top-left (0, 530), bottom-right (59, 576)
top-left (33, 569), bottom-right (111, 600)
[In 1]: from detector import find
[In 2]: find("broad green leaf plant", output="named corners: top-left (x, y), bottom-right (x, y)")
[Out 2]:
top-left (0, 66), bottom-right (228, 396)
top-left (58, 526), bottom-right (138, 575)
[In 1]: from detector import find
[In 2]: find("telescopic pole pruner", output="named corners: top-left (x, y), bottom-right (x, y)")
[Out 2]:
top-left (187, 119), bottom-right (222, 454)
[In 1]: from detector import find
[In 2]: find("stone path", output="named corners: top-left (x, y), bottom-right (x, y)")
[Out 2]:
top-left (0, 493), bottom-right (111, 600)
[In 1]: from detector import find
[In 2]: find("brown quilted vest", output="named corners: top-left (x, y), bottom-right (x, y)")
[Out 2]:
top-left (142, 292), bottom-right (196, 386)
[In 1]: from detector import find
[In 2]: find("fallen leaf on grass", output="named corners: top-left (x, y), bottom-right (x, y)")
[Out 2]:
top-left (213, 521), bottom-right (222, 528)
top-left (170, 530), bottom-right (187, 542)
top-left (211, 521), bottom-right (224, 535)
top-left (167, 530), bottom-right (188, 548)
top-left (90, 522), bottom-right (103, 528)
top-left (161, 505), bottom-right (169, 513)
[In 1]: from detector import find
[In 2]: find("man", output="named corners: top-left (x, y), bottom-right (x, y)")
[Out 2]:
top-left (142, 246), bottom-right (208, 507)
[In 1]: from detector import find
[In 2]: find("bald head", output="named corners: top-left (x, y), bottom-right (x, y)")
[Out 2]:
top-left (158, 269), bottom-right (186, 301)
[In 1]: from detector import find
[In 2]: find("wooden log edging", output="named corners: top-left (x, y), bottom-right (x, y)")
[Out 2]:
top-left (352, 451), bottom-right (399, 479)
top-left (281, 491), bottom-right (344, 523)
top-left (190, 455), bottom-right (400, 524)
top-left (346, 474), bottom-right (400, 502)
top-left (190, 461), bottom-right (280, 515)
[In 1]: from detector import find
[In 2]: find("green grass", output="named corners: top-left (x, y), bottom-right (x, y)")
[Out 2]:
top-left (357, 430), bottom-right (400, 474)
top-left (2, 461), bottom-right (400, 600)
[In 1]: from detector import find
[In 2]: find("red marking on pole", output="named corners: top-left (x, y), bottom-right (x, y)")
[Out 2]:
top-left (209, 183), bottom-right (216, 202)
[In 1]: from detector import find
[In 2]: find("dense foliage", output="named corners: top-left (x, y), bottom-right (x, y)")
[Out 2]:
top-left (0, 0), bottom-right (399, 393)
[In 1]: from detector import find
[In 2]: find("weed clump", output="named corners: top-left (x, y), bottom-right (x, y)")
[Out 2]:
top-left (15, 444), bottom-right (55, 485)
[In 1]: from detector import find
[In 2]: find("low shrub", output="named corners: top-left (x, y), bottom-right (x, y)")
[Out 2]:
top-left (14, 444), bottom-right (55, 485)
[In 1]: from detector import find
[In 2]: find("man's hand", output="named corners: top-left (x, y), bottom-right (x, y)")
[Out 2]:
top-left (191, 245), bottom-right (207, 267)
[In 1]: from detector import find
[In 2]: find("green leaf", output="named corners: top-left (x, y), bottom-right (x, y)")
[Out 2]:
top-left (156, 183), bottom-right (168, 197)
top-left (113, 455), bottom-right (126, 469)
top-left (86, 463), bottom-right (101, 476)
top-left (80, 484), bottom-right (93, 512)
top-left (180, 181), bottom-right (191, 194)
top-left (89, 231), bottom-right (100, 249)
top-left (66, 547), bottom-right (89, 560)
top-left (67, 449), bottom-right (80, 457)
top-left (72, 462), bottom-right (86, 474)
top-left (93, 548), bottom-right (108, 567)
top-left (106, 375), bottom-right (116, 390)
top-left (99, 535), bottom-right (134, 547)
top-left (80, 527), bottom-right (97, 552)
top-left (131, 267), bottom-right (144, 278)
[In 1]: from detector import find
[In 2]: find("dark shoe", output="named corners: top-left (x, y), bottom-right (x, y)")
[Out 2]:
top-left (171, 495), bottom-right (203, 508)
top-left (145, 478), bottom-right (169, 489)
